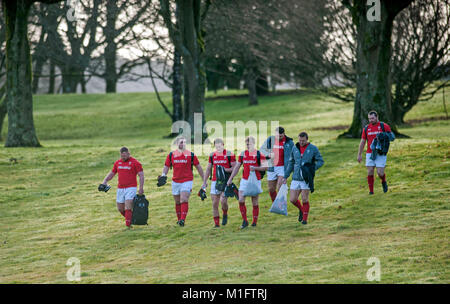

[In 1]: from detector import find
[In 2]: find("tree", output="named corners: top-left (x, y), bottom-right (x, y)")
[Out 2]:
top-left (340, 0), bottom-right (413, 137)
top-left (204, 0), bottom-right (328, 105)
top-left (101, 0), bottom-right (151, 93)
top-left (159, 0), bottom-right (210, 141)
top-left (390, 0), bottom-right (450, 124)
top-left (128, 1), bottom-right (184, 128)
top-left (29, 1), bottom-right (101, 94)
top-left (2, 0), bottom-right (64, 147)
top-left (0, 10), bottom-right (6, 140)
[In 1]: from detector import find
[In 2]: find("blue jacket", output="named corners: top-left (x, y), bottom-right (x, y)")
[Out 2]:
top-left (365, 122), bottom-right (395, 160)
top-left (284, 143), bottom-right (324, 192)
top-left (259, 135), bottom-right (294, 172)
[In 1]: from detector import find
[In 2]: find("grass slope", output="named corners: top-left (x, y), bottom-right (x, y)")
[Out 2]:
top-left (0, 89), bottom-right (449, 283)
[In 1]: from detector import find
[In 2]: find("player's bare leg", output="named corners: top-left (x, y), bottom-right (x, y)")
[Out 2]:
top-left (268, 179), bottom-right (277, 202)
top-left (117, 203), bottom-right (125, 218)
top-left (376, 166), bottom-right (388, 193)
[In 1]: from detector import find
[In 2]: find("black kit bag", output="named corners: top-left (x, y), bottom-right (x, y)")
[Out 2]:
top-left (131, 195), bottom-right (149, 225)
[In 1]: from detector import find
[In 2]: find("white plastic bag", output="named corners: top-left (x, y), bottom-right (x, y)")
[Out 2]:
top-left (243, 171), bottom-right (262, 196)
top-left (269, 184), bottom-right (288, 216)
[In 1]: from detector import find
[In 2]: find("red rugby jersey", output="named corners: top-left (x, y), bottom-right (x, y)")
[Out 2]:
top-left (238, 150), bottom-right (266, 180)
top-left (165, 150), bottom-right (199, 183)
top-left (272, 137), bottom-right (286, 166)
top-left (209, 149), bottom-right (236, 181)
top-left (112, 157), bottom-right (143, 189)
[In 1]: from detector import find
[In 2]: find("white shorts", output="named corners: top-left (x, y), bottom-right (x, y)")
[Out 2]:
top-left (239, 178), bottom-right (263, 196)
top-left (290, 180), bottom-right (310, 191)
top-left (172, 180), bottom-right (193, 195)
top-left (210, 181), bottom-right (225, 195)
top-left (267, 166), bottom-right (285, 181)
top-left (366, 153), bottom-right (387, 168)
top-left (116, 187), bottom-right (137, 203)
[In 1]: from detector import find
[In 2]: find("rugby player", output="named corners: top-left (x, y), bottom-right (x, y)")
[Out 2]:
top-left (100, 147), bottom-right (144, 228)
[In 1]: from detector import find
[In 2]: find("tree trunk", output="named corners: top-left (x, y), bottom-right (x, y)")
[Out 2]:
top-left (246, 68), bottom-right (258, 106)
top-left (0, 97), bottom-right (6, 141)
top-left (342, 0), bottom-right (412, 138)
top-left (4, 0), bottom-right (41, 147)
top-left (32, 27), bottom-right (47, 94)
top-left (61, 66), bottom-right (80, 93)
top-left (256, 71), bottom-right (269, 96)
top-left (178, 0), bottom-right (207, 141)
top-left (104, 4), bottom-right (117, 93)
top-left (48, 59), bottom-right (55, 94)
top-left (104, 43), bottom-right (117, 93)
top-left (80, 74), bottom-right (87, 94)
top-left (172, 48), bottom-right (183, 122)
top-left (183, 70), bottom-right (190, 122)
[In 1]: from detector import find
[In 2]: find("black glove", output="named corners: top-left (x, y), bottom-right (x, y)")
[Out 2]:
top-left (98, 184), bottom-right (111, 192)
top-left (157, 175), bottom-right (167, 187)
top-left (225, 183), bottom-right (239, 200)
top-left (198, 188), bottom-right (207, 201)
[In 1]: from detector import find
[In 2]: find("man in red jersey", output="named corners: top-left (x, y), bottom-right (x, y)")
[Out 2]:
top-left (357, 111), bottom-right (395, 194)
top-left (227, 136), bottom-right (268, 229)
top-left (160, 137), bottom-right (205, 227)
top-left (202, 138), bottom-right (236, 228)
top-left (260, 126), bottom-right (294, 203)
top-left (100, 147), bottom-right (144, 228)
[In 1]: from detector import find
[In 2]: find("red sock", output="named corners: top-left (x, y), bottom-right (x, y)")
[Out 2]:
top-left (222, 208), bottom-right (228, 216)
top-left (380, 174), bottom-right (386, 183)
top-left (269, 191), bottom-right (277, 202)
top-left (120, 210), bottom-right (126, 217)
top-left (125, 209), bottom-right (132, 227)
top-left (292, 199), bottom-right (302, 210)
top-left (239, 202), bottom-right (247, 222)
top-left (252, 205), bottom-right (259, 224)
top-left (214, 216), bottom-right (220, 226)
top-left (302, 202), bottom-right (310, 222)
top-left (180, 202), bottom-right (189, 220)
top-left (175, 203), bottom-right (181, 221)
top-left (368, 175), bottom-right (374, 193)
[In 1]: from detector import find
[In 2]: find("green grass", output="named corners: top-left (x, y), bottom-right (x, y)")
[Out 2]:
top-left (0, 88), bottom-right (449, 283)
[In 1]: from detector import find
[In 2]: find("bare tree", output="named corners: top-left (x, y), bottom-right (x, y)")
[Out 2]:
top-left (159, 0), bottom-right (211, 140)
top-left (2, 0), bottom-right (66, 147)
top-left (391, 0), bottom-right (450, 124)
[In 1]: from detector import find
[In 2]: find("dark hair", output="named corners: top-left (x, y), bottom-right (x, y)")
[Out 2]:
top-left (298, 132), bottom-right (308, 139)
top-left (120, 147), bottom-right (129, 153)
top-left (368, 110), bottom-right (378, 117)
top-left (275, 126), bottom-right (285, 134)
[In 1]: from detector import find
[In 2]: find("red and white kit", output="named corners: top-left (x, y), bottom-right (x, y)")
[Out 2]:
top-left (112, 157), bottom-right (143, 203)
top-left (165, 150), bottom-right (199, 195)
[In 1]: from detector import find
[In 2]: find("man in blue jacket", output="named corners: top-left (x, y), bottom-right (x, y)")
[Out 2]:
top-left (282, 132), bottom-right (324, 225)
top-left (260, 127), bottom-right (294, 203)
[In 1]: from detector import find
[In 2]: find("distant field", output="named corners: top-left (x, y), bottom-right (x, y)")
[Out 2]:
top-left (0, 88), bottom-right (449, 283)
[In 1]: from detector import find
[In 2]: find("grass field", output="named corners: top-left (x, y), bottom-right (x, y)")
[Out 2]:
top-left (0, 88), bottom-right (449, 283)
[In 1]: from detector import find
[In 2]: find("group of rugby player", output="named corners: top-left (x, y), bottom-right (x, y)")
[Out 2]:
top-left (100, 111), bottom-right (392, 229)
